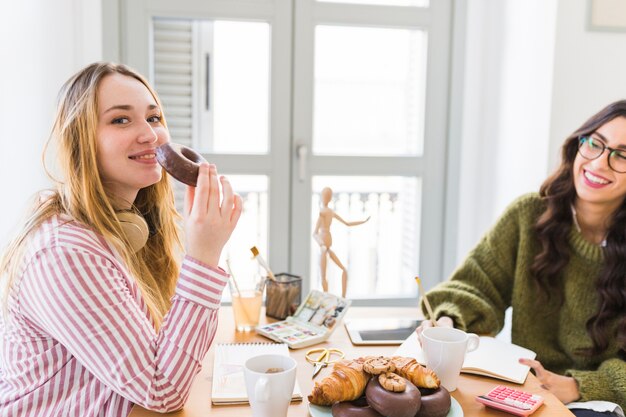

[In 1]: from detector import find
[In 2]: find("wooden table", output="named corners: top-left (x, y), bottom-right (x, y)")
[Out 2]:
top-left (130, 307), bottom-right (574, 417)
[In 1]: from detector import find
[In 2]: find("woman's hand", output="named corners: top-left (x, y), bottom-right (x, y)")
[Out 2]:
top-left (184, 163), bottom-right (242, 268)
top-left (518, 358), bottom-right (580, 404)
top-left (415, 316), bottom-right (454, 345)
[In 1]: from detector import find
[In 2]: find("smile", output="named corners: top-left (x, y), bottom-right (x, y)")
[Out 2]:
top-left (583, 169), bottom-right (610, 185)
top-left (129, 153), bottom-right (156, 160)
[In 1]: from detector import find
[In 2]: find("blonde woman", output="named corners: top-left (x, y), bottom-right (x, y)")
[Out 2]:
top-left (0, 62), bottom-right (242, 416)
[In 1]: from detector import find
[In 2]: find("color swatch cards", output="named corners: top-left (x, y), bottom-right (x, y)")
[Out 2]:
top-left (256, 290), bottom-right (351, 349)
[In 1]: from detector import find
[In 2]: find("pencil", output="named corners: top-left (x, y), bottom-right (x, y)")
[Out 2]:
top-left (415, 276), bottom-right (437, 327)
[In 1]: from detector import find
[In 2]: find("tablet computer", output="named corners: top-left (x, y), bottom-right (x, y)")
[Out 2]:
top-left (344, 318), bottom-right (422, 345)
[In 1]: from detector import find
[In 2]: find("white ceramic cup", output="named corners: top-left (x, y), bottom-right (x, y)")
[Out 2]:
top-left (244, 354), bottom-right (297, 417)
top-left (420, 327), bottom-right (480, 392)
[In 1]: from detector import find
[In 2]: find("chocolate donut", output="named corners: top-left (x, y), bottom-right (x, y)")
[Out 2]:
top-left (156, 143), bottom-right (207, 186)
top-left (331, 396), bottom-right (383, 417)
top-left (365, 376), bottom-right (421, 417)
top-left (414, 387), bottom-right (451, 417)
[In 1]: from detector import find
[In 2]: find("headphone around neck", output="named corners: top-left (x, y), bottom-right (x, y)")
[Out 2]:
top-left (116, 211), bottom-right (149, 253)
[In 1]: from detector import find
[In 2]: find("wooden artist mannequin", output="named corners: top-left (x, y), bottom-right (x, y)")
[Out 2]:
top-left (313, 187), bottom-right (370, 297)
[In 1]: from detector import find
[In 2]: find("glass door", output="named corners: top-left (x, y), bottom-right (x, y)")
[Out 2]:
top-left (114, 0), bottom-right (452, 304)
top-left (291, 0), bottom-right (452, 303)
top-left (119, 0), bottom-right (294, 280)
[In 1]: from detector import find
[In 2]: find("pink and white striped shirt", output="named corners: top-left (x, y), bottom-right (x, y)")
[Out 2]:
top-left (0, 215), bottom-right (228, 416)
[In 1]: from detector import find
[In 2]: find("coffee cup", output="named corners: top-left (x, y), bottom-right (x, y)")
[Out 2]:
top-left (420, 327), bottom-right (479, 392)
top-left (244, 354), bottom-right (297, 417)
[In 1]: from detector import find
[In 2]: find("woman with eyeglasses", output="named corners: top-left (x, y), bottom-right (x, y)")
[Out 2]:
top-left (417, 101), bottom-right (626, 417)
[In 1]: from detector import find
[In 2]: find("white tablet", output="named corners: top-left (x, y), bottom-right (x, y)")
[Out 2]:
top-left (344, 318), bottom-right (422, 345)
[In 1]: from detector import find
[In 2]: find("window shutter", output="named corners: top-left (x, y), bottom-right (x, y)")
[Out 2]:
top-left (152, 19), bottom-right (195, 211)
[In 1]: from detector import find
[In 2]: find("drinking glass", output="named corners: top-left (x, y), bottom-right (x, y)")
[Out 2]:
top-left (229, 275), bottom-right (265, 332)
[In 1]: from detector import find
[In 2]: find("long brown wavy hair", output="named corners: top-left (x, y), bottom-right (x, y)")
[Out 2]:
top-left (531, 100), bottom-right (626, 357)
top-left (0, 62), bottom-right (182, 328)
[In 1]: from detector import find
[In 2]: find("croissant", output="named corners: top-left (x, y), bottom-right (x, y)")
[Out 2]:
top-left (308, 359), bottom-right (370, 406)
top-left (390, 356), bottom-right (440, 389)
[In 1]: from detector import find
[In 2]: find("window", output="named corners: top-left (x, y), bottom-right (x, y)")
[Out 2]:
top-left (112, 0), bottom-right (452, 304)
top-left (313, 25), bottom-right (427, 156)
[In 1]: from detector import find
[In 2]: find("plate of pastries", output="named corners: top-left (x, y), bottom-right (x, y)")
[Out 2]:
top-left (308, 356), bottom-right (463, 417)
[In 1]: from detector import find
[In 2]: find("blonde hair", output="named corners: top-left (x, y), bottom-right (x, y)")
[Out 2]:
top-left (0, 62), bottom-right (182, 328)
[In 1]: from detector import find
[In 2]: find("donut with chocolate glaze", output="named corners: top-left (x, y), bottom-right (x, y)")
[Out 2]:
top-left (331, 396), bottom-right (383, 417)
top-left (365, 376), bottom-right (421, 417)
top-left (414, 387), bottom-right (451, 417)
top-left (156, 143), bottom-right (207, 186)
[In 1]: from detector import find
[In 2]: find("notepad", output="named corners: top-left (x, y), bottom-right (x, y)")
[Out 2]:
top-left (395, 333), bottom-right (537, 384)
top-left (211, 342), bottom-right (303, 405)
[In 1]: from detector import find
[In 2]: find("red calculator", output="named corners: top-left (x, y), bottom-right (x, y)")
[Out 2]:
top-left (476, 385), bottom-right (544, 416)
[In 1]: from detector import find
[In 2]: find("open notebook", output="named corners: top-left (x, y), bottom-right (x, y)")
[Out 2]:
top-left (395, 333), bottom-right (536, 384)
top-left (211, 342), bottom-right (303, 405)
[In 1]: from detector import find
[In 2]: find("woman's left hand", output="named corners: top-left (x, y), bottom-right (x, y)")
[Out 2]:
top-left (518, 358), bottom-right (580, 404)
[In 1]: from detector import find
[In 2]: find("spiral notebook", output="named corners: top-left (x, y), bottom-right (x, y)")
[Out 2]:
top-left (211, 342), bottom-right (303, 405)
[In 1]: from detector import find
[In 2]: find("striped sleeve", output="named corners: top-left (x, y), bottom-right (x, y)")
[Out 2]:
top-left (17, 247), bottom-right (227, 412)
top-left (175, 255), bottom-right (228, 309)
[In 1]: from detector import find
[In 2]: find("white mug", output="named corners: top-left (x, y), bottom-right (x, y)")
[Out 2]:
top-left (420, 327), bottom-right (480, 392)
top-left (244, 354), bottom-right (297, 417)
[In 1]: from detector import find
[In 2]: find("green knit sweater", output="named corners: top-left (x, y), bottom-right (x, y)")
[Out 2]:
top-left (425, 193), bottom-right (625, 409)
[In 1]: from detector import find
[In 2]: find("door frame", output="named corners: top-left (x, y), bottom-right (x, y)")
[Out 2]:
top-left (102, 0), bottom-right (464, 302)
top-left (106, 0), bottom-right (294, 274)
top-left (290, 0), bottom-right (454, 303)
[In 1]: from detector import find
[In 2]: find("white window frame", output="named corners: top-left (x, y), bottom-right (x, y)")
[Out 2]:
top-left (290, 0), bottom-right (454, 304)
top-left (102, 0), bottom-right (460, 305)
top-left (109, 0), bottom-right (294, 277)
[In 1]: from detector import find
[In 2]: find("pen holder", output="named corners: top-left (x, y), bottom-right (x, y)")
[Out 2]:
top-left (265, 273), bottom-right (302, 320)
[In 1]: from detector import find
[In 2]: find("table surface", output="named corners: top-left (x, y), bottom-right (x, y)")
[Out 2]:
top-left (129, 306), bottom-right (574, 417)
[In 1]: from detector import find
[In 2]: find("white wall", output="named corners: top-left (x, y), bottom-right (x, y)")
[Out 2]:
top-left (0, 0), bottom-right (102, 247)
top-left (549, 0), bottom-right (626, 167)
top-left (453, 0), bottom-right (626, 270)
top-left (452, 0), bottom-right (557, 268)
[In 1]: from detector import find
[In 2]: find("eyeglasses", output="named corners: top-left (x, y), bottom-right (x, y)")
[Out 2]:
top-left (578, 136), bottom-right (626, 173)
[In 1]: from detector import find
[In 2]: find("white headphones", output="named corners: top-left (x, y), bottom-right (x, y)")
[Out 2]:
top-left (116, 211), bottom-right (149, 253)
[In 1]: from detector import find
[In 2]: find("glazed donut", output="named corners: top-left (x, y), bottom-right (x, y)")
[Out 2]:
top-left (414, 387), bottom-right (451, 417)
top-left (365, 376), bottom-right (421, 417)
top-left (331, 396), bottom-right (383, 417)
top-left (155, 143), bottom-right (207, 186)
